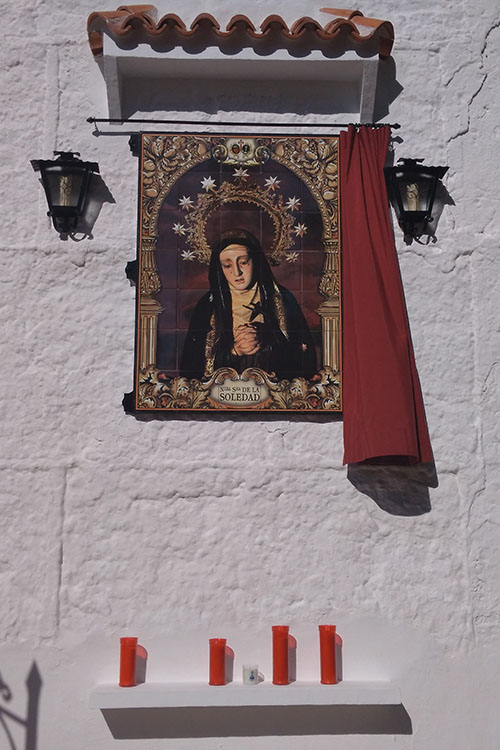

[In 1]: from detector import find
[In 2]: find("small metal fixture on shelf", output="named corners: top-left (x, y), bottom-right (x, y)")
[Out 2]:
top-left (384, 158), bottom-right (448, 244)
top-left (31, 151), bottom-right (100, 234)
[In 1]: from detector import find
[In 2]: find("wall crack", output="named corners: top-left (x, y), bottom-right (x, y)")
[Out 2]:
top-left (447, 18), bottom-right (500, 145)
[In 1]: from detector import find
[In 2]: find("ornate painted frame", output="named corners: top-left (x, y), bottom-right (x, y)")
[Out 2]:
top-left (128, 132), bottom-right (342, 412)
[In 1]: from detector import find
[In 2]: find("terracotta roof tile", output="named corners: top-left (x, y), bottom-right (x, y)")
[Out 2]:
top-left (155, 13), bottom-right (184, 32)
top-left (87, 5), bottom-right (394, 58)
top-left (321, 7), bottom-right (394, 54)
top-left (226, 15), bottom-right (257, 34)
top-left (290, 17), bottom-right (324, 35)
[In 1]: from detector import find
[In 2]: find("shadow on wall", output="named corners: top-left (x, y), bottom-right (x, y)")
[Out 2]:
top-left (347, 462), bottom-right (438, 516)
top-left (102, 703), bottom-right (412, 739)
top-left (65, 175), bottom-right (115, 242)
top-left (0, 662), bottom-right (42, 750)
top-left (417, 182), bottom-right (455, 246)
top-left (122, 393), bottom-right (436, 518)
top-left (373, 56), bottom-right (404, 122)
top-left (116, 71), bottom-right (402, 122)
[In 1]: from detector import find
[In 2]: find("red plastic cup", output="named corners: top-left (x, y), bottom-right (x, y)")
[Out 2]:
top-left (209, 638), bottom-right (226, 685)
top-left (119, 637), bottom-right (138, 687)
top-left (272, 625), bottom-right (289, 685)
top-left (318, 625), bottom-right (337, 684)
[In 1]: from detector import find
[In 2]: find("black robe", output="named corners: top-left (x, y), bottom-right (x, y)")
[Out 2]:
top-left (180, 286), bottom-right (317, 381)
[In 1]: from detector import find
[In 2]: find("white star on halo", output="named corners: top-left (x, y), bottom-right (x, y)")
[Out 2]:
top-left (179, 195), bottom-right (194, 210)
top-left (285, 252), bottom-right (299, 263)
top-left (264, 176), bottom-right (281, 191)
top-left (201, 176), bottom-right (216, 192)
top-left (294, 223), bottom-right (308, 237)
top-left (233, 167), bottom-right (249, 181)
top-left (286, 196), bottom-right (301, 211)
top-left (181, 249), bottom-right (196, 261)
top-left (173, 222), bottom-right (187, 236)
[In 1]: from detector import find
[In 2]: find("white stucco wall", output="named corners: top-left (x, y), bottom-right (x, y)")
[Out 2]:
top-left (1, 0), bottom-right (500, 748)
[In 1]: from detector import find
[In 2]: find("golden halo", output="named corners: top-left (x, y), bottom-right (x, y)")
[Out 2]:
top-left (183, 181), bottom-right (295, 265)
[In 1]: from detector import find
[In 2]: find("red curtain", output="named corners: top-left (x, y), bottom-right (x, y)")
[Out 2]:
top-left (339, 125), bottom-right (433, 465)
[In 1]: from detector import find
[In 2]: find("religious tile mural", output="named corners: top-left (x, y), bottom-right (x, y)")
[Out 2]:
top-left (131, 133), bottom-right (341, 412)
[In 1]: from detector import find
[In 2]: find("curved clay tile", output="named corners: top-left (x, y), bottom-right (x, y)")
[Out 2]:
top-left (155, 13), bottom-right (186, 32)
top-left (326, 7), bottom-right (394, 39)
top-left (349, 14), bottom-right (388, 29)
top-left (325, 17), bottom-right (375, 44)
top-left (226, 15), bottom-right (257, 33)
top-left (376, 33), bottom-right (393, 58)
top-left (320, 8), bottom-right (363, 20)
top-left (190, 13), bottom-right (221, 31)
top-left (88, 6), bottom-right (156, 38)
top-left (290, 17), bottom-right (323, 34)
top-left (116, 4), bottom-right (156, 13)
top-left (87, 8), bottom-right (132, 53)
top-left (259, 15), bottom-right (289, 34)
top-left (258, 14), bottom-right (305, 41)
top-left (88, 30), bottom-right (105, 56)
top-left (292, 16), bottom-right (342, 41)
top-left (87, 8), bottom-right (129, 28)
top-left (323, 18), bottom-right (358, 35)
top-left (292, 17), bottom-right (338, 42)
top-left (87, 6), bottom-right (394, 57)
top-left (321, 7), bottom-right (394, 54)
top-left (158, 12), bottom-right (222, 38)
top-left (322, 7), bottom-right (382, 28)
top-left (118, 11), bottom-right (158, 34)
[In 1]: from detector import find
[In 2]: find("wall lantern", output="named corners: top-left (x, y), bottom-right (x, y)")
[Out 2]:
top-left (384, 158), bottom-right (449, 244)
top-left (31, 151), bottom-right (100, 234)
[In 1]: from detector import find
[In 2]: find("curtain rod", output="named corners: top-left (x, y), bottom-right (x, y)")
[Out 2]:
top-left (87, 117), bottom-right (401, 129)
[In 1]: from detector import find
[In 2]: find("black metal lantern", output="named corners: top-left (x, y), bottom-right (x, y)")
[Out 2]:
top-left (384, 158), bottom-right (448, 244)
top-left (31, 151), bottom-right (100, 234)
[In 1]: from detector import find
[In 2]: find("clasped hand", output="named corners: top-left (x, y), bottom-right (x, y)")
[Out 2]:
top-left (233, 324), bottom-right (261, 356)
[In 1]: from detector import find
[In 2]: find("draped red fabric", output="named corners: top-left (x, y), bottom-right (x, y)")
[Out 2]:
top-left (339, 125), bottom-right (433, 465)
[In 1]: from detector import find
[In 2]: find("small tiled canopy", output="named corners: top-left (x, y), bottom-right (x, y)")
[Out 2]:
top-left (87, 5), bottom-right (394, 58)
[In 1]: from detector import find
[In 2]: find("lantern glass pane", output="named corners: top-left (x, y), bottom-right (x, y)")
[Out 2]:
top-left (45, 167), bottom-right (85, 209)
top-left (397, 173), bottom-right (434, 213)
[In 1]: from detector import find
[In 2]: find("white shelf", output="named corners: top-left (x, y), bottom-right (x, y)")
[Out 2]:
top-left (89, 681), bottom-right (401, 709)
top-left (98, 29), bottom-right (379, 121)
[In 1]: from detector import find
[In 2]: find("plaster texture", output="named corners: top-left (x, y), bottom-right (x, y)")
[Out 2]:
top-left (1, 0), bottom-right (500, 748)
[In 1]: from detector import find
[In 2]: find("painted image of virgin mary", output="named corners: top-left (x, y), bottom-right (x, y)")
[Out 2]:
top-left (180, 229), bottom-right (317, 380)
